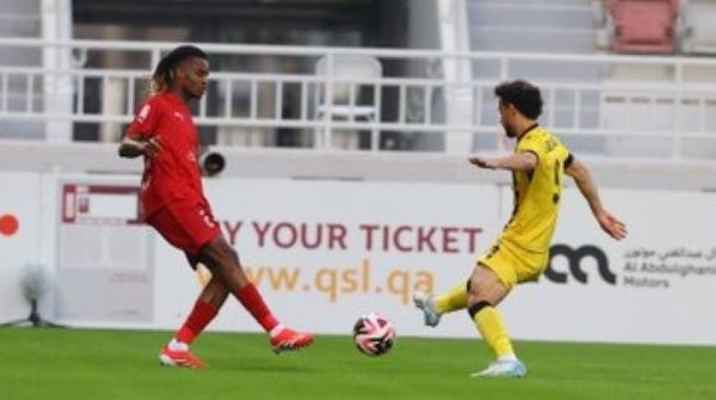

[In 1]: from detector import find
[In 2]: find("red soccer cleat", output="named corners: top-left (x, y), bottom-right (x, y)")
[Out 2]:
top-left (159, 345), bottom-right (206, 369)
top-left (270, 328), bottom-right (314, 354)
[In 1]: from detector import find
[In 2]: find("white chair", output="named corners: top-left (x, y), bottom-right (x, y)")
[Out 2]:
top-left (314, 55), bottom-right (382, 150)
top-left (681, 0), bottom-right (716, 54)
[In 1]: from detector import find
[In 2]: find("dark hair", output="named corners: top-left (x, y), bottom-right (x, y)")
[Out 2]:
top-left (151, 45), bottom-right (207, 94)
top-left (494, 80), bottom-right (543, 120)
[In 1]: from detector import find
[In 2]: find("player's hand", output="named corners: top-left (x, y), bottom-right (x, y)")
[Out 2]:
top-left (596, 210), bottom-right (627, 240)
top-left (468, 157), bottom-right (497, 170)
top-left (142, 137), bottom-right (162, 158)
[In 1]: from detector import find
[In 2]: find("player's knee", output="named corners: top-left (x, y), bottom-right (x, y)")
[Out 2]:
top-left (209, 240), bottom-right (235, 263)
top-left (200, 245), bottom-right (231, 272)
top-left (467, 300), bottom-right (493, 319)
top-left (219, 249), bottom-right (238, 269)
top-left (227, 247), bottom-right (241, 267)
top-left (220, 246), bottom-right (248, 278)
top-left (215, 244), bottom-right (241, 269)
top-left (467, 274), bottom-right (482, 297)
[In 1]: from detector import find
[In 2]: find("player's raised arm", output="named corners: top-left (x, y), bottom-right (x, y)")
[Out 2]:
top-left (469, 151), bottom-right (538, 172)
top-left (565, 157), bottom-right (627, 240)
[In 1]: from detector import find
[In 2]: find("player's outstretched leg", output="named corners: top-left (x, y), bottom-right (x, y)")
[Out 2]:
top-left (413, 281), bottom-right (470, 327)
top-left (467, 265), bottom-right (526, 378)
top-left (468, 303), bottom-right (526, 378)
top-left (159, 274), bottom-right (228, 368)
top-left (200, 236), bottom-right (314, 354)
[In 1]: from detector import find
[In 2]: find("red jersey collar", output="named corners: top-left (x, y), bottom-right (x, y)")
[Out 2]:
top-left (160, 91), bottom-right (189, 109)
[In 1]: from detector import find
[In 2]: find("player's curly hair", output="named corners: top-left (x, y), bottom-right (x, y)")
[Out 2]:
top-left (494, 80), bottom-right (543, 120)
top-left (150, 45), bottom-right (207, 95)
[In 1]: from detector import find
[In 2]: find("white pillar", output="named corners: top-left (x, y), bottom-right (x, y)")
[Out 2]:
top-left (98, 25), bottom-right (129, 143)
top-left (42, 0), bottom-right (73, 143)
top-left (438, 0), bottom-right (474, 154)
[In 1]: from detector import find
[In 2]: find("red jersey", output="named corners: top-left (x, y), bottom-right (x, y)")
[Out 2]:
top-left (127, 92), bottom-right (207, 218)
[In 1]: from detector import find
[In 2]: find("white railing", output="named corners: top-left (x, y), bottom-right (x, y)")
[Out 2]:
top-left (1, 38), bottom-right (716, 160)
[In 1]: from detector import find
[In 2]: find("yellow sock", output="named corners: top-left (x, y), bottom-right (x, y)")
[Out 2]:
top-left (434, 283), bottom-right (469, 314)
top-left (473, 306), bottom-right (515, 359)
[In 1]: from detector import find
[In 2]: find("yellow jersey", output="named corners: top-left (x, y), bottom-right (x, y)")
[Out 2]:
top-left (499, 125), bottom-right (571, 255)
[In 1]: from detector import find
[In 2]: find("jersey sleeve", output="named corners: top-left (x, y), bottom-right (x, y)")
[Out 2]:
top-left (556, 138), bottom-right (572, 165)
top-left (564, 152), bottom-right (574, 168)
top-left (516, 134), bottom-right (545, 162)
top-left (126, 98), bottom-right (163, 140)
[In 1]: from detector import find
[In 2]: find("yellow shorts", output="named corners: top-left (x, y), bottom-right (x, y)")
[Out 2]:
top-left (477, 240), bottom-right (548, 290)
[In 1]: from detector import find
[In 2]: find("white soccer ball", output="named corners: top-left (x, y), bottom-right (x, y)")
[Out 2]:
top-left (352, 312), bottom-right (396, 356)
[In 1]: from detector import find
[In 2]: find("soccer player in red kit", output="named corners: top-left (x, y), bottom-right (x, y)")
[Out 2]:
top-left (119, 45), bottom-right (313, 368)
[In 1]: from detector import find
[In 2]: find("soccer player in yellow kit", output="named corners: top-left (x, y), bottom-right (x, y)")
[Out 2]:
top-left (414, 80), bottom-right (627, 378)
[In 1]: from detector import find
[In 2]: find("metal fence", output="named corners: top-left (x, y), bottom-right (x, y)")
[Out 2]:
top-left (1, 38), bottom-right (716, 160)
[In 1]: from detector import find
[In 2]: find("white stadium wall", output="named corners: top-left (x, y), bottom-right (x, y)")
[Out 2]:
top-left (0, 172), bottom-right (715, 345)
top-left (0, 172), bottom-right (43, 323)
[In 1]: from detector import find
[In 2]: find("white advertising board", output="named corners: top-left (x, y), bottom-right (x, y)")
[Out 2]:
top-left (505, 187), bottom-right (716, 345)
top-left (153, 179), bottom-right (502, 339)
top-left (2, 171), bottom-right (713, 345)
top-left (154, 180), bottom-right (716, 345)
top-left (53, 177), bottom-right (155, 325)
top-left (0, 172), bottom-right (42, 323)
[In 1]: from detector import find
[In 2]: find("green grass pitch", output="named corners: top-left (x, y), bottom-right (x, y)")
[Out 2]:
top-left (1, 327), bottom-right (714, 400)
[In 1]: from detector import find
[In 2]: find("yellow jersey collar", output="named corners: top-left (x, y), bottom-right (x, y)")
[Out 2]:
top-left (516, 123), bottom-right (539, 143)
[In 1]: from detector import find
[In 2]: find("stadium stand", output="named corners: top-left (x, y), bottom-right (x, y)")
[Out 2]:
top-left (0, 0), bottom-right (714, 186)
top-left (463, 0), bottom-right (716, 160)
top-left (468, 0), bottom-right (598, 54)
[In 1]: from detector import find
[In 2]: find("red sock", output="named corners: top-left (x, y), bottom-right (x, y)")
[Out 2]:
top-left (175, 299), bottom-right (219, 345)
top-left (235, 283), bottom-right (279, 332)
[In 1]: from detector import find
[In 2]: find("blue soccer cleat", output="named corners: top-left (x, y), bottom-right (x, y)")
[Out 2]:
top-left (412, 291), bottom-right (441, 327)
top-left (470, 359), bottom-right (527, 378)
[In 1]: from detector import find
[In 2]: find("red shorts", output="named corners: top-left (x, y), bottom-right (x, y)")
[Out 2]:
top-left (146, 201), bottom-right (221, 257)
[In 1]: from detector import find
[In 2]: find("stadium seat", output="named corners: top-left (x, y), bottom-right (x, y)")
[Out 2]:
top-left (604, 0), bottom-right (681, 54)
top-left (313, 55), bottom-right (382, 150)
top-left (680, 0), bottom-right (716, 54)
